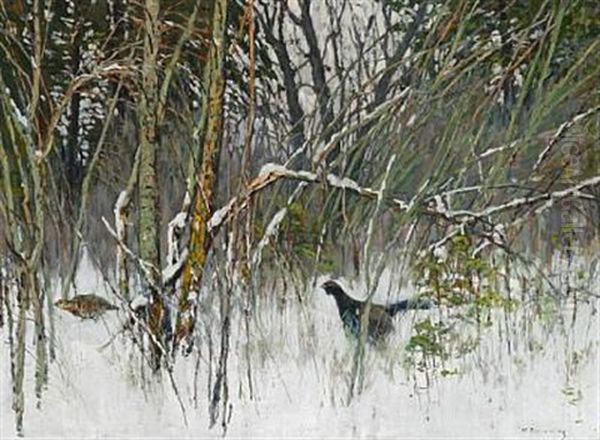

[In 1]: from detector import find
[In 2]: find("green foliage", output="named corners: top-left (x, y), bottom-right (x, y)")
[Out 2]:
top-left (406, 318), bottom-right (451, 360)
top-left (415, 233), bottom-right (503, 307)
top-left (277, 201), bottom-right (334, 271)
top-left (405, 233), bottom-right (521, 376)
top-left (283, 202), bottom-right (318, 257)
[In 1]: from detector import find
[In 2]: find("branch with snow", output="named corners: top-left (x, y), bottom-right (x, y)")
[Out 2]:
top-left (449, 174), bottom-right (600, 221)
top-left (251, 182), bottom-right (307, 268)
top-left (166, 192), bottom-right (191, 267)
top-left (206, 160), bottom-right (600, 243)
top-left (102, 217), bottom-right (158, 280)
top-left (533, 105), bottom-right (600, 173)
top-left (206, 161), bottom-right (411, 234)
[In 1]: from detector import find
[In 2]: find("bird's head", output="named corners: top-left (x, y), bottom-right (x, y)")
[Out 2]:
top-left (322, 280), bottom-right (345, 296)
top-left (54, 298), bottom-right (73, 312)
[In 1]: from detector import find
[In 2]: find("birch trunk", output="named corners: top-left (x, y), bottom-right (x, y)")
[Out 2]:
top-left (138, 0), bottom-right (164, 371)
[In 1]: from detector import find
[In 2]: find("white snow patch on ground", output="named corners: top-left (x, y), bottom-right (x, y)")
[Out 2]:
top-left (1, 266), bottom-right (599, 438)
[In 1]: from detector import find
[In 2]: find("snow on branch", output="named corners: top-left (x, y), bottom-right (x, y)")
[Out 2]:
top-left (207, 161), bottom-right (600, 238)
top-left (453, 174), bottom-right (600, 220)
top-left (477, 139), bottom-right (519, 160)
top-left (533, 104), bottom-right (600, 172)
top-left (102, 216), bottom-right (159, 282)
top-left (207, 162), bottom-right (411, 233)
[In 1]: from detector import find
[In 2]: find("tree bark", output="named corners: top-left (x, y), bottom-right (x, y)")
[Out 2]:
top-left (138, 0), bottom-right (164, 371)
top-left (177, 0), bottom-right (230, 348)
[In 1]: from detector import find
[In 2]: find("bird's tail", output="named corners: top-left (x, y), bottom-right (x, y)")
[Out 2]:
top-left (386, 297), bottom-right (432, 316)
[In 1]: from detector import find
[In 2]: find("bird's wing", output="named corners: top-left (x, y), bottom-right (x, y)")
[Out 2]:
top-left (85, 294), bottom-right (118, 309)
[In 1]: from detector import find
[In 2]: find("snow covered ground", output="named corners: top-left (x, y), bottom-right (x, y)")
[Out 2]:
top-left (1, 263), bottom-right (598, 438)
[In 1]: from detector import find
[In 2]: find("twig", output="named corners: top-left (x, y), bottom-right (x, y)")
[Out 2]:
top-left (533, 105), bottom-right (600, 172)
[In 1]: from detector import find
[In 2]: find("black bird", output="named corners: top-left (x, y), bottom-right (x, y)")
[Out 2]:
top-left (322, 280), bottom-right (430, 342)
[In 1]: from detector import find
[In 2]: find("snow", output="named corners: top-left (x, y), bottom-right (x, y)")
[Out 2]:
top-left (1, 264), bottom-right (598, 438)
top-left (258, 163), bottom-right (288, 177)
top-left (252, 208), bottom-right (287, 268)
top-left (129, 294), bottom-right (149, 312)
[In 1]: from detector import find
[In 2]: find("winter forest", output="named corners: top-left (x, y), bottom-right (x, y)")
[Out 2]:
top-left (0, 0), bottom-right (599, 437)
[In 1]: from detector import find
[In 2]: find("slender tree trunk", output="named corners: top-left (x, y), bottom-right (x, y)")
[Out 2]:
top-left (298, 0), bottom-right (335, 141)
top-left (1, 46), bottom-right (47, 436)
top-left (13, 275), bottom-right (27, 437)
top-left (65, 1), bottom-right (82, 201)
top-left (30, 272), bottom-right (47, 407)
top-left (0, 266), bottom-right (4, 329)
top-left (177, 0), bottom-right (230, 348)
top-left (138, 0), bottom-right (164, 371)
top-left (258, 3), bottom-right (306, 154)
top-left (210, 276), bottom-right (232, 430)
top-left (241, 0), bottom-right (256, 400)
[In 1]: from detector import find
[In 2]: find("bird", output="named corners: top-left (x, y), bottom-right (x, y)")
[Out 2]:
top-left (322, 280), bottom-right (430, 342)
top-left (55, 294), bottom-right (119, 320)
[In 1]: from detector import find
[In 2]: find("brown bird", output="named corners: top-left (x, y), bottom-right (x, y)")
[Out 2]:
top-left (322, 280), bottom-right (430, 342)
top-left (55, 294), bottom-right (119, 319)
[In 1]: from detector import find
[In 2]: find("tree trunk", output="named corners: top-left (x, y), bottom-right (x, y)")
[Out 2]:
top-left (177, 0), bottom-right (230, 348)
top-left (13, 277), bottom-right (27, 437)
top-left (138, 0), bottom-right (164, 371)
